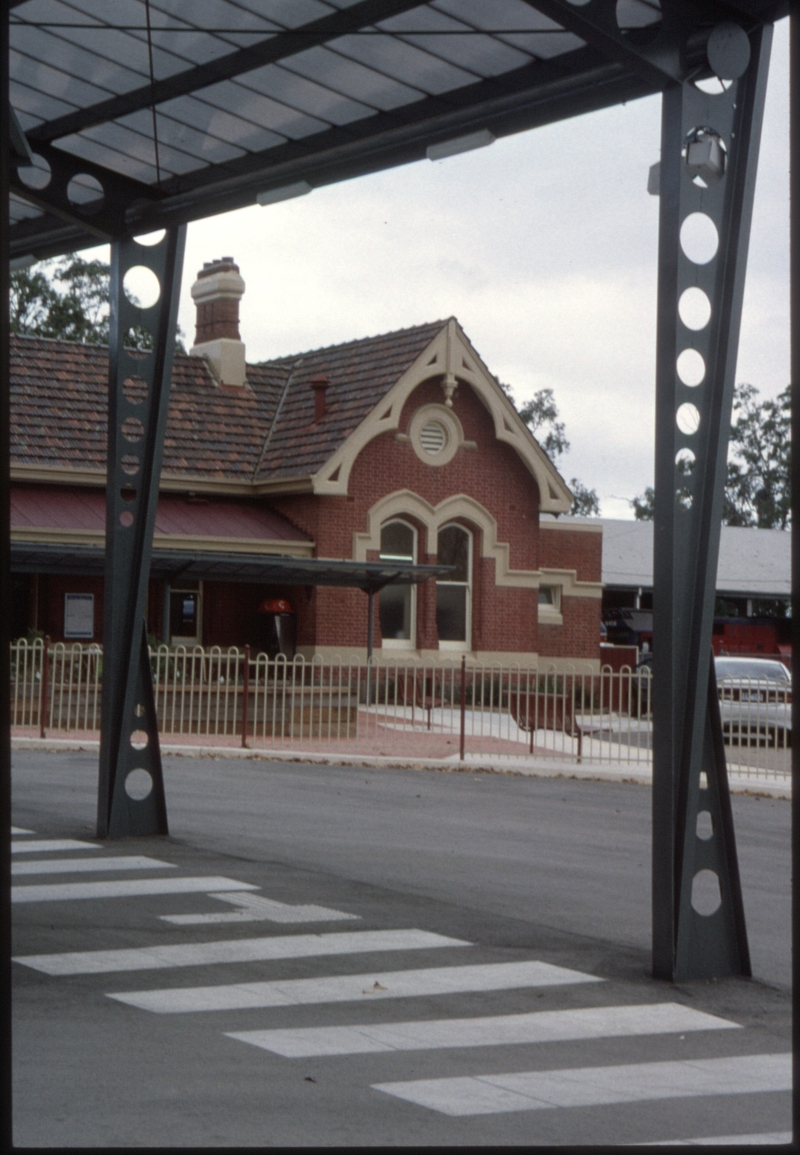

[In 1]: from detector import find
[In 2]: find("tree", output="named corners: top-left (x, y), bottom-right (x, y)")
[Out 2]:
top-left (500, 383), bottom-right (601, 516)
top-left (630, 382), bottom-right (790, 528)
top-left (10, 256), bottom-right (187, 353)
top-left (11, 256), bottom-right (110, 344)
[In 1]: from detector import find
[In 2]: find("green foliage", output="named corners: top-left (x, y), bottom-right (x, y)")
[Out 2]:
top-left (498, 380), bottom-right (601, 516)
top-left (11, 256), bottom-right (187, 353)
top-left (725, 383), bottom-right (790, 529)
top-left (630, 383), bottom-right (790, 529)
top-left (11, 256), bottom-right (110, 344)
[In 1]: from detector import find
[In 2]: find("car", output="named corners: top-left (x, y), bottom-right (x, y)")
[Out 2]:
top-left (714, 656), bottom-right (792, 747)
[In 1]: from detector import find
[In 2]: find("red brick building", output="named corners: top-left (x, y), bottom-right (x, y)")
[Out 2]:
top-left (10, 258), bottom-right (602, 667)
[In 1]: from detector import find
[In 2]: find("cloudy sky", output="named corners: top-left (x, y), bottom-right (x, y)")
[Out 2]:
top-left (91, 16), bottom-right (790, 520)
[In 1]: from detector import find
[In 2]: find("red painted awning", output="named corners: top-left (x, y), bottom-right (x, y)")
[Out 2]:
top-left (10, 486), bottom-right (310, 545)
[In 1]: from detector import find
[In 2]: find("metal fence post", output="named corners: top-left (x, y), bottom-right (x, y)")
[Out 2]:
top-left (241, 645), bottom-right (250, 749)
top-left (39, 635), bottom-right (50, 740)
top-left (459, 654), bottom-right (466, 761)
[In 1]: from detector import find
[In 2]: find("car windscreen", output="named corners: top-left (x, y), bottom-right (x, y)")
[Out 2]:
top-left (714, 659), bottom-right (789, 681)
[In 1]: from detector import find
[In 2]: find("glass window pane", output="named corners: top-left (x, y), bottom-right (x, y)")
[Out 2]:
top-left (381, 521), bottom-right (414, 560)
top-left (436, 585), bottom-right (467, 642)
top-left (437, 525), bottom-right (469, 580)
top-left (539, 586), bottom-right (554, 605)
top-left (380, 584), bottom-right (411, 640)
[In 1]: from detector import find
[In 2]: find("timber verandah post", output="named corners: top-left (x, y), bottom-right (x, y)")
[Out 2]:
top-left (651, 24), bottom-right (772, 981)
top-left (97, 227), bottom-right (186, 839)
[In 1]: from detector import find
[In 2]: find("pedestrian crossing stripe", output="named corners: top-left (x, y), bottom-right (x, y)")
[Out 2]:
top-left (641, 1132), bottom-right (792, 1146)
top-left (11, 876), bottom-right (258, 904)
top-left (12, 856), bottom-right (177, 876)
top-left (107, 959), bottom-right (603, 1013)
top-left (11, 838), bottom-right (99, 854)
top-left (14, 927), bottom-right (471, 975)
top-left (160, 890), bottom-right (359, 925)
top-left (227, 1001), bottom-right (739, 1058)
top-left (11, 826), bottom-right (35, 834)
top-left (372, 1052), bottom-right (792, 1116)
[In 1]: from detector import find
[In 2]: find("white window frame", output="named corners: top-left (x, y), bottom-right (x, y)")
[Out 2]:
top-left (436, 523), bottom-right (472, 651)
top-left (538, 583), bottom-right (563, 625)
top-left (379, 520), bottom-right (417, 650)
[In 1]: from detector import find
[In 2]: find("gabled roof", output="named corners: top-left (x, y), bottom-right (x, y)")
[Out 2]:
top-left (10, 318), bottom-right (570, 509)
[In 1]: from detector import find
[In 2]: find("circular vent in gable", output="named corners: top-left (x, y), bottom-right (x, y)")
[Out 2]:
top-left (420, 420), bottom-right (447, 455)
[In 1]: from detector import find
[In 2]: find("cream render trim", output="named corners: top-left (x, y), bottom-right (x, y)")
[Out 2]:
top-left (540, 519), bottom-right (603, 534)
top-left (539, 567), bottom-right (603, 600)
top-left (354, 490), bottom-right (541, 590)
top-left (11, 525), bottom-right (315, 557)
top-left (313, 319), bottom-right (572, 512)
top-left (298, 644), bottom-right (600, 674)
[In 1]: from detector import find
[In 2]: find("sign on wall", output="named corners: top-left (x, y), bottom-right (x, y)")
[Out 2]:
top-left (64, 593), bottom-right (94, 639)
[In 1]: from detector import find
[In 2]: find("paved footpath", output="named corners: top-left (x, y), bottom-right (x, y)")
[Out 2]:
top-left (11, 750), bottom-right (792, 1147)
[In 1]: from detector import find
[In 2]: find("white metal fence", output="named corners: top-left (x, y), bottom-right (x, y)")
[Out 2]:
top-left (9, 639), bottom-right (791, 782)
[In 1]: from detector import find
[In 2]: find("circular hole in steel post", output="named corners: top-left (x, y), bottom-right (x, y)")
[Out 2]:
top-left (122, 375), bottom-right (148, 404)
top-left (66, 173), bottom-right (104, 212)
top-left (130, 729), bottom-right (149, 751)
top-left (121, 454), bottom-right (140, 476)
top-left (676, 403), bottom-right (701, 435)
top-left (680, 213), bottom-right (719, 264)
top-left (691, 869), bottom-right (722, 915)
top-left (694, 76), bottom-right (733, 95)
top-left (119, 510), bottom-right (134, 527)
top-left (124, 768), bottom-right (153, 800)
top-left (17, 154), bottom-right (51, 190)
top-left (121, 416), bottom-right (144, 443)
top-left (123, 327), bottom-right (154, 355)
top-left (679, 287), bottom-right (712, 330)
top-left (677, 348), bottom-right (706, 387)
top-left (120, 485), bottom-right (136, 503)
top-left (696, 810), bottom-right (714, 840)
top-left (134, 229), bottom-right (166, 247)
top-left (134, 703), bottom-right (146, 717)
top-left (675, 447), bottom-right (695, 474)
top-left (123, 265), bottom-right (161, 309)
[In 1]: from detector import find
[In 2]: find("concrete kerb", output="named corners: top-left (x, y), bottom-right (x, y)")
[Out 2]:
top-left (11, 735), bottom-right (791, 799)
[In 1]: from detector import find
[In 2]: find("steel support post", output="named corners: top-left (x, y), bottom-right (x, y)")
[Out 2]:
top-left (652, 25), bottom-right (772, 981)
top-left (97, 226), bottom-right (186, 839)
top-left (790, 8), bottom-right (799, 1144)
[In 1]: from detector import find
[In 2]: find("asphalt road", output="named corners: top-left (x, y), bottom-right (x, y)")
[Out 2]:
top-left (11, 749), bottom-right (792, 1147)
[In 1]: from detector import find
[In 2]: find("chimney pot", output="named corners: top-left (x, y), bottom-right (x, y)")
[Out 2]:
top-left (311, 374), bottom-right (329, 423)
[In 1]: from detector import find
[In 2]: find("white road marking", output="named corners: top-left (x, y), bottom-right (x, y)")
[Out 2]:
top-left (11, 826), bottom-right (35, 834)
top-left (11, 876), bottom-right (257, 905)
top-left (642, 1133), bottom-right (792, 1146)
top-left (12, 856), bottom-right (177, 876)
top-left (228, 1002), bottom-right (737, 1058)
top-left (11, 839), bottom-right (100, 854)
top-left (14, 928), bottom-right (470, 976)
top-left (160, 890), bottom-right (359, 925)
top-left (108, 960), bottom-right (602, 1013)
top-left (372, 1053), bottom-right (791, 1117)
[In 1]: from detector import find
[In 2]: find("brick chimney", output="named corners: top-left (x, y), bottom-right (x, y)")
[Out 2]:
top-left (189, 257), bottom-right (247, 388)
top-left (310, 373), bottom-right (329, 423)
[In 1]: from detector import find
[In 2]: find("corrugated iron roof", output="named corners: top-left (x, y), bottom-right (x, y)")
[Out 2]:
top-left (551, 516), bottom-right (791, 598)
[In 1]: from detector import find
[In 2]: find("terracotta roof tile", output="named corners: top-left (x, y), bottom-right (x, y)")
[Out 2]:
top-left (10, 320), bottom-right (446, 486)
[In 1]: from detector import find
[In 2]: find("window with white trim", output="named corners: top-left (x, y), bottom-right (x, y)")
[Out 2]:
top-left (379, 520), bottom-right (416, 647)
top-left (436, 523), bottom-right (471, 648)
top-left (169, 580), bottom-right (202, 645)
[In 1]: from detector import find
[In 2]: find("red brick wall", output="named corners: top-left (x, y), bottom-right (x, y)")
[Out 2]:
top-left (539, 596), bottom-right (602, 661)
top-left (539, 526), bottom-right (602, 582)
top-left (272, 380), bottom-right (544, 654)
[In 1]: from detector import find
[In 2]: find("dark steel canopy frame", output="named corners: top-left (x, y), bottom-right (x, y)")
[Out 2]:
top-left (2, 1), bottom-right (796, 1144)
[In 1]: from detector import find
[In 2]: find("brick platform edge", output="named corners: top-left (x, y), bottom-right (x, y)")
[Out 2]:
top-left (11, 737), bottom-right (791, 800)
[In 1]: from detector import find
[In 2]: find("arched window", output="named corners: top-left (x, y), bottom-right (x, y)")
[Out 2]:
top-left (436, 524), bottom-right (471, 648)
top-left (379, 520), bottom-right (416, 647)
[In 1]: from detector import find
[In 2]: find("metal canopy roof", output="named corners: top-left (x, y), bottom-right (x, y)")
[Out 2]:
top-left (10, 540), bottom-right (453, 592)
top-left (9, 0), bottom-right (788, 261)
